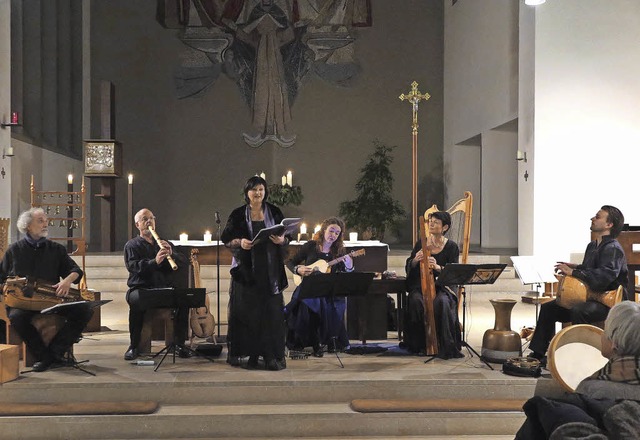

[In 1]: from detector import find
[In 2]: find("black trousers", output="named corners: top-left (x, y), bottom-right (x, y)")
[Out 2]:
top-left (7, 303), bottom-right (93, 362)
top-left (529, 299), bottom-right (610, 356)
top-left (126, 289), bottom-right (189, 349)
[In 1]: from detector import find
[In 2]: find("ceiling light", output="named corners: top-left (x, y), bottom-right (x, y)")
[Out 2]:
top-left (525, 0), bottom-right (546, 5)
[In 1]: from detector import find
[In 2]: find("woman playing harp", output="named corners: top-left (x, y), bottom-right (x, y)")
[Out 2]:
top-left (402, 211), bottom-right (464, 359)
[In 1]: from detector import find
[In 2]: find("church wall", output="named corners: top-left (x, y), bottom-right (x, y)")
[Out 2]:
top-left (0, 0), bottom-right (12, 239)
top-left (532, 0), bottom-right (640, 259)
top-left (443, 0), bottom-right (519, 248)
top-left (89, 0), bottom-right (444, 249)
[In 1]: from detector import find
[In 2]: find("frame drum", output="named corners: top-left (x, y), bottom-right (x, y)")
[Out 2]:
top-left (547, 324), bottom-right (608, 392)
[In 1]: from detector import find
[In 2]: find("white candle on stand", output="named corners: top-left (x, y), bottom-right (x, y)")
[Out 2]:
top-left (300, 223), bottom-right (307, 234)
top-left (204, 231), bottom-right (212, 243)
top-left (349, 232), bottom-right (358, 242)
top-left (286, 170), bottom-right (293, 186)
top-left (260, 172), bottom-right (266, 180)
top-left (314, 224), bottom-right (321, 234)
top-left (281, 175), bottom-right (286, 186)
top-left (180, 233), bottom-right (188, 244)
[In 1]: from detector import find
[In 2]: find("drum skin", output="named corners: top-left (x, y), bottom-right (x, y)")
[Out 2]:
top-left (548, 324), bottom-right (608, 392)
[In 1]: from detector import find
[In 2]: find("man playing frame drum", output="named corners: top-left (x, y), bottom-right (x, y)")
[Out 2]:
top-left (528, 205), bottom-right (628, 364)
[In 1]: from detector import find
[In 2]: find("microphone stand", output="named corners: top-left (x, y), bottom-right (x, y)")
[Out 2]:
top-left (215, 212), bottom-right (222, 338)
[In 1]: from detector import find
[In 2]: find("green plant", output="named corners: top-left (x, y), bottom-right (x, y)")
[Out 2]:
top-left (339, 140), bottom-right (407, 240)
top-left (267, 184), bottom-right (304, 207)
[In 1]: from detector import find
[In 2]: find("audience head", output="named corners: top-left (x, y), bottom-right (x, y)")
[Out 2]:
top-left (602, 301), bottom-right (640, 358)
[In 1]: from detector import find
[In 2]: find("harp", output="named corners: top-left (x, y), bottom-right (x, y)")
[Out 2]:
top-left (421, 191), bottom-right (473, 353)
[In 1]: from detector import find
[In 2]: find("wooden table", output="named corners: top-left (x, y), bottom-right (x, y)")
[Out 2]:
top-left (347, 277), bottom-right (407, 343)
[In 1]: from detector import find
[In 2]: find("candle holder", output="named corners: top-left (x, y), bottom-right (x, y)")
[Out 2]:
top-left (297, 233), bottom-right (309, 242)
top-left (267, 183), bottom-right (304, 207)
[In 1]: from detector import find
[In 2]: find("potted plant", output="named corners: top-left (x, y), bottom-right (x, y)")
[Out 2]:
top-left (339, 140), bottom-right (406, 240)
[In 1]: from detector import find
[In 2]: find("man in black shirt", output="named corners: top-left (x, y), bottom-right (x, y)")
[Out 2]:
top-left (0, 208), bottom-right (93, 372)
top-left (529, 205), bottom-right (628, 363)
top-left (123, 208), bottom-right (191, 360)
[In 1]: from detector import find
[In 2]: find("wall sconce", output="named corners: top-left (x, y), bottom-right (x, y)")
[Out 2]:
top-left (524, 0), bottom-right (546, 5)
top-left (2, 147), bottom-right (14, 159)
top-left (516, 150), bottom-right (527, 163)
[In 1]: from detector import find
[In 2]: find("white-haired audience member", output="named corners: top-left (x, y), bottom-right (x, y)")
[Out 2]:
top-left (575, 300), bottom-right (640, 400)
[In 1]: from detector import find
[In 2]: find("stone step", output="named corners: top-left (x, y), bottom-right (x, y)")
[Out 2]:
top-left (0, 402), bottom-right (525, 439)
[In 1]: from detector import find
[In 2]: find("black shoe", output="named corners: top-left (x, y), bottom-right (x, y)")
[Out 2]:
top-left (528, 351), bottom-right (547, 368)
top-left (124, 347), bottom-right (139, 361)
top-left (247, 355), bottom-right (259, 369)
top-left (32, 358), bottom-right (54, 372)
top-left (312, 344), bottom-right (324, 358)
top-left (266, 358), bottom-right (286, 371)
top-left (227, 355), bottom-right (240, 366)
top-left (176, 346), bottom-right (193, 359)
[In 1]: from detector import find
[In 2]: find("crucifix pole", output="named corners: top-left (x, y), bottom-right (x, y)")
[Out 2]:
top-left (399, 81), bottom-right (430, 245)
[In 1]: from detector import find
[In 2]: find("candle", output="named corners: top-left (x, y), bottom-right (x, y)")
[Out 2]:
top-left (349, 232), bottom-right (358, 242)
top-left (128, 174), bottom-right (134, 185)
top-left (300, 223), bottom-right (307, 234)
top-left (204, 231), bottom-right (212, 243)
top-left (260, 172), bottom-right (266, 180)
top-left (179, 233), bottom-right (188, 243)
top-left (281, 175), bottom-right (286, 186)
top-left (67, 174), bottom-right (73, 185)
top-left (286, 170), bottom-right (293, 186)
top-left (11, 112), bottom-right (18, 124)
top-left (314, 224), bottom-right (321, 234)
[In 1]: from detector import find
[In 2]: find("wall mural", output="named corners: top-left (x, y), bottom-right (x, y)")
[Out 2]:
top-left (157, 0), bottom-right (372, 148)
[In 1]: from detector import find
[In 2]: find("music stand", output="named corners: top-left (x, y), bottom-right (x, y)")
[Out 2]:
top-left (298, 272), bottom-right (375, 368)
top-left (511, 256), bottom-right (558, 321)
top-left (435, 263), bottom-right (507, 370)
top-left (138, 287), bottom-right (210, 371)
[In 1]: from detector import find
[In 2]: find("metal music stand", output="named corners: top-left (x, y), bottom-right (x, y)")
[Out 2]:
top-left (298, 272), bottom-right (375, 368)
top-left (138, 287), bottom-right (210, 371)
top-left (435, 263), bottom-right (507, 370)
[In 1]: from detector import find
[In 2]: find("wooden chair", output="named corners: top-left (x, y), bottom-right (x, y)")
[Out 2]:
top-left (0, 217), bottom-right (9, 260)
top-left (616, 230), bottom-right (640, 302)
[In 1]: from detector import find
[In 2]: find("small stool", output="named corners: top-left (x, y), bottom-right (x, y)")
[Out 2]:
top-left (137, 309), bottom-right (174, 355)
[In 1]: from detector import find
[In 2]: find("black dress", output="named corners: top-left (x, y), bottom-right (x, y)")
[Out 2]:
top-left (284, 240), bottom-right (349, 351)
top-left (403, 239), bottom-right (463, 359)
top-left (221, 203), bottom-right (289, 366)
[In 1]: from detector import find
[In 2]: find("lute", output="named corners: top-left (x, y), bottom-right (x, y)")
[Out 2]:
top-left (188, 249), bottom-right (216, 339)
top-left (292, 249), bottom-right (366, 286)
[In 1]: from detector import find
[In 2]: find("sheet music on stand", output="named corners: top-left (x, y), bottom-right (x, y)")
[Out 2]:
top-left (41, 300), bottom-right (112, 315)
top-left (510, 256), bottom-right (558, 286)
top-left (511, 256), bottom-right (558, 322)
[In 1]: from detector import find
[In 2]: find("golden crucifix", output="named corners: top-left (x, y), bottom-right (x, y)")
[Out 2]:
top-left (399, 81), bottom-right (430, 245)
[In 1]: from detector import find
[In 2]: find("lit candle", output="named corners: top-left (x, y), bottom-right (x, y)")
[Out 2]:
top-left (281, 175), bottom-right (286, 186)
top-left (67, 174), bottom-right (73, 185)
top-left (179, 233), bottom-right (188, 243)
top-left (349, 232), bottom-right (358, 242)
top-left (203, 230), bottom-right (212, 243)
top-left (300, 223), bottom-right (307, 234)
top-left (128, 174), bottom-right (134, 185)
top-left (286, 170), bottom-right (293, 186)
top-left (260, 172), bottom-right (266, 180)
top-left (11, 112), bottom-right (18, 124)
top-left (314, 224), bottom-right (321, 234)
